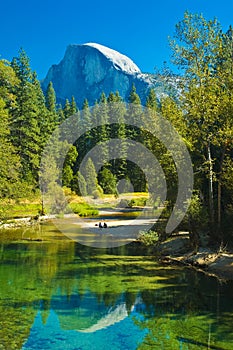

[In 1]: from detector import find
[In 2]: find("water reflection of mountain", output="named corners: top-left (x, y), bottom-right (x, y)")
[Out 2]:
top-left (51, 292), bottom-right (142, 332)
top-left (1, 237), bottom-right (233, 350)
top-left (23, 292), bottom-right (147, 350)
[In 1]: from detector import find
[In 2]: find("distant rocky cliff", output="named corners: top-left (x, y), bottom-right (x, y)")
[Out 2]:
top-left (41, 43), bottom-right (167, 107)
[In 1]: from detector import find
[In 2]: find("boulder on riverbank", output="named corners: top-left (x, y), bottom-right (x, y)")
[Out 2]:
top-left (159, 236), bottom-right (233, 281)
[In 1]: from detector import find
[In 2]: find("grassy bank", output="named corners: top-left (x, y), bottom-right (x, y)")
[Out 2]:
top-left (69, 202), bottom-right (99, 216)
top-left (0, 192), bottom-right (151, 222)
top-left (0, 196), bottom-right (99, 221)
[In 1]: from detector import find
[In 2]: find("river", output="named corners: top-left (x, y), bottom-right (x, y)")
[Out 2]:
top-left (0, 222), bottom-right (233, 350)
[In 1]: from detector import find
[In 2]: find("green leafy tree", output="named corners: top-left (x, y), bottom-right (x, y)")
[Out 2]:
top-left (170, 12), bottom-right (233, 242)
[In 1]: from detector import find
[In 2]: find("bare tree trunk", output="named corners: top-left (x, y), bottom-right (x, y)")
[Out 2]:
top-left (41, 191), bottom-right (45, 216)
top-left (217, 181), bottom-right (221, 229)
top-left (207, 142), bottom-right (214, 227)
top-left (217, 148), bottom-right (226, 239)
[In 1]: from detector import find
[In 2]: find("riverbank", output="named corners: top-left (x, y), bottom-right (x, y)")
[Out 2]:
top-left (158, 235), bottom-right (233, 281)
top-left (1, 209), bottom-right (233, 281)
top-left (0, 206), bottom-right (153, 246)
top-left (0, 214), bottom-right (56, 229)
top-left (0, 192), bottom-right (150, 229)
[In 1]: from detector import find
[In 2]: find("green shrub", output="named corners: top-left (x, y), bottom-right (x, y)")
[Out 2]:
top-left (92, 185), bottom-right (104, 199)
top-left (128, 197), bottom-right (147, 208)
top-left (137, 230), bottom-right (159, 246)
top-left (70, 203), bottom-right (99, 217)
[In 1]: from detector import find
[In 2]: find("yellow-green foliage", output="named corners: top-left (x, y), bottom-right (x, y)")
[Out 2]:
top-left (0, 202), bottom-right (41, 219)
top-left (127, 197), bottom-right (148, 207)
top-left (69, 202), bottom-right (99, 216)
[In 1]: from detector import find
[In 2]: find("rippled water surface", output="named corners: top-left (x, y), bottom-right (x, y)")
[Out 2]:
top-left (0, 224), bottom-right (233, 349)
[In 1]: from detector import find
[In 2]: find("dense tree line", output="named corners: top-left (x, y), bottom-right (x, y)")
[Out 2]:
top-left (0, 12), bottom-right (232, 246)
top-left (169, 12), bottom-right (233, 246)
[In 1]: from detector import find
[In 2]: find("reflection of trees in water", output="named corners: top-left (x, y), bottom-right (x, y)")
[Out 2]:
top-left (0, 240), bottom-right (76, 349)
top-left (0, 306), bottom-right (37, 349)
top-left (1, 238), bottom-right (233, 349)
top-left (135, 272), bottom-right (233, 350)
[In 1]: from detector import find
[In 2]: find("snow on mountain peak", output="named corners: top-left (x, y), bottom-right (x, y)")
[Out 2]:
top-left (83, 43), bottom-right (141, 75)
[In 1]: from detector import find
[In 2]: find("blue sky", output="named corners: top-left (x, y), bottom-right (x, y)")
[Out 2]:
top-left (1, 0), bottom-right (232, 79)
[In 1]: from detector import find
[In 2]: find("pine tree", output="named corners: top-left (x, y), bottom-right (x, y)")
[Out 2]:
top-left (143, 89), bottom-right (159, 151)
top-left (57, 104), bottom-right (65, 123)
top-left (32, 72), bottom-right (56, 146)
top-left (60, 98), bottom-right (80, 142)
top-left (95, 92), bottom-right (109, 166)
top-left (126, 85), bottom-right (144, 191)
top-left (82, 158), bottom-right (98, 195)
top-left (11, 49), bottom-right (42, 185)
top-left (39, 128), bottom-right (72, 214)
top-left (81, 99), bottom-right (92, 130)
top-left (107, 91), bottom-right (127, 178)
top-left (46, 81), bottom-right (56, 115)
top-left (70, 96), bottom-right (77, 115)
top-left (62, 145), bottom-right (78, 187)
top-left (146, 89), bottom-right (158, 111)
top-left (63, 99), bottom-right (71, 119)
top-left (45, 81), bottom-right (57, 131)
top-left (0, 60), bottom-right (21, 198)
top-left (78, 99), bottom-right (92, 161)
top-left (72, 171), bottom-right (87, 196)
top-left (128, 84), bottom-right (141, 105)
top-left (127, 84), bottom-right (142, 139)
top-left (98, 167), bottom-right (117, 194)
top-left (107, 91), bottom-right (116, 103)
top-left (0, 111), bottom-right (21, 198)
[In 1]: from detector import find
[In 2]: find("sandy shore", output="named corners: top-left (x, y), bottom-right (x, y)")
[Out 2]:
top-left (49, 207), bottom-right (158, 248)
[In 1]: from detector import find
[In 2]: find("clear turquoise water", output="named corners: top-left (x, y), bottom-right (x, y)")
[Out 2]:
top-left (0, 230), bottom-right (233, 350)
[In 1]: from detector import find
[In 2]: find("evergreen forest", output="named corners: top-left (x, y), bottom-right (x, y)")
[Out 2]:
top-left (0, 12), bottom-right (233, 247)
